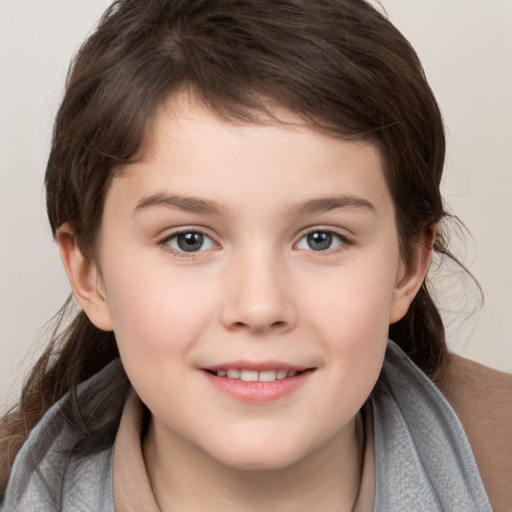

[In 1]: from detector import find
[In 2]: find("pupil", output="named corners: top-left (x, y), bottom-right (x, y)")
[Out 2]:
top-left (308, 232), bottom-right (332, 251)
top-left (177, 232), bottom-right (204, 252)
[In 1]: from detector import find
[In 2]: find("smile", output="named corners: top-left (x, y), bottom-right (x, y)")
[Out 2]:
top-left (202, 366), bottom-right (314, 402)
top-left (211, 369), bottom-right (301, 382)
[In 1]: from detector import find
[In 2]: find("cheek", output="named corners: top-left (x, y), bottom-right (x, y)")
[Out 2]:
top-left (298, 252), bottom-right (399, 397)
top-left (102, 260), bottom-right (214, 361)
top-left (101, 264), bottom-right (218, 413)
top-left (303, 256), bottom-right (398, 340)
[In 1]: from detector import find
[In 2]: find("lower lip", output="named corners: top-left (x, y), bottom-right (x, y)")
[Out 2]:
top-left (202, 370), bottom-right (313, 403)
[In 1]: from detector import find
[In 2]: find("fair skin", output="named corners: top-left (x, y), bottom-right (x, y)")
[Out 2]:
top-left (58, 94), bottom-right (431, 511)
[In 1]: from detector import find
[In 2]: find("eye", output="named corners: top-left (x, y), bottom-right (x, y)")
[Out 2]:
top-left (164, 231), bottom-right (216, 253)
top-left (296, 230), bottom-right (345, 251)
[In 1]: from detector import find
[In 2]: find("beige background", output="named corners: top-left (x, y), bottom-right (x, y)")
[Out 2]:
top-left (1, 0), bottom-right (511, 408)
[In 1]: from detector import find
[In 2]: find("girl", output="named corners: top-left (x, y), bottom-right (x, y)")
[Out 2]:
top-left (1, 1), bottom-right (510, 510)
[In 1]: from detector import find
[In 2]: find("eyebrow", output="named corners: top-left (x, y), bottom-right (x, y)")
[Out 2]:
top-left (287, 195), bottom-right (377, 216)
top-left (133, 194), bottom-right (231, 216)
top-left (133, 193), bottom-right (376, 217)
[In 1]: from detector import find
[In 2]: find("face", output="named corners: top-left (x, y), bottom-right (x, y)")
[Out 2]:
top-left (81, 95), bottom-right (422, 471)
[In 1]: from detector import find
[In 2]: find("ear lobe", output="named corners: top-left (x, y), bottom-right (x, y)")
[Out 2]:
top-left (389, 227), bottom-right (435, 324)
top-left (57, 224), bottom-right (114, 331)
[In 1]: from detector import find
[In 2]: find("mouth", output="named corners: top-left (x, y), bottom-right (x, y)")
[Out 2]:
top-left (201, 365), bottom-right (315, 402)
top-left (204, 368), bottom-right (312, 382)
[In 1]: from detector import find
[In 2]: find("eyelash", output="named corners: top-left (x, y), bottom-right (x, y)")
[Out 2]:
top-left (157, 227), bottom-right (352, 258)
top-left (158, 229), bottom-right (218, 259)
top-left (295, 229), bottom-right (351, 254)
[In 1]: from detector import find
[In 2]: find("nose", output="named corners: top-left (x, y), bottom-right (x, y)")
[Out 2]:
top-left (220, 249), bottom-right (297, 335)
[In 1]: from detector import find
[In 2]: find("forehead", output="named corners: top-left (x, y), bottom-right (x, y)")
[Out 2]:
top-left (111, 92), bottom-right (392, 218)
top-left (140, 89), bottom-right (381, 161)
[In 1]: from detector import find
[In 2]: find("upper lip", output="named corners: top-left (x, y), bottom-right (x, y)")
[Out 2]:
top-left (203, 361), bottom-right (311, 372)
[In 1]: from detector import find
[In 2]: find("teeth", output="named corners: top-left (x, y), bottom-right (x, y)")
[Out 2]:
top-left (215, 368), bottom-right (301, 382)
top-left (258, 370), bottom-right (277, 382)
top-left (240, 370), bottom-right (259, 382)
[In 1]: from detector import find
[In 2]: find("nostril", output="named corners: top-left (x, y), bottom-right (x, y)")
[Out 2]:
top-left (227, 320), bottom-right (288, 332)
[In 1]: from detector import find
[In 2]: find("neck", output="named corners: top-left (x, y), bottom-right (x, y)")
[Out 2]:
top-left (143, 414), bottom-right (364, 512)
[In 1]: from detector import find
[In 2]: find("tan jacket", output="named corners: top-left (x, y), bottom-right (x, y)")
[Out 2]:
top-left (438, 354), bottom-right (512, 512)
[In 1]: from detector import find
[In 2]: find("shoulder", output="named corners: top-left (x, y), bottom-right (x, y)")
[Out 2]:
top-left (2, 400), bottom-right (115, 511)
top-left (371, 341), bottom-right (493, 511)
top-left (437, 353), bottom-right (512, 512)
top-left (2, 360), bottom-right (127, 511)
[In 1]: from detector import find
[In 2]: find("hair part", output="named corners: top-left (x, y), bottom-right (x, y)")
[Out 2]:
top-left (2, 0), bottom-right (460, 493)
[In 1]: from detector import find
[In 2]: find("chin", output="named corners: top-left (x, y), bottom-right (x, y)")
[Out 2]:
top-left (205, 436), bottom-right (313, 472)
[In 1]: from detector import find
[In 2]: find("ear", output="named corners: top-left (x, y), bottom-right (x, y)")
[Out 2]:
top-left (389, 226), bottom-right (435, 324)
top-left (57, 224), bottom-right (114, 331)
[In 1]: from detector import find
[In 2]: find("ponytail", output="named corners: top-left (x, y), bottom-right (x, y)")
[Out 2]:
top-left (0, 299), bottom-right (122, 495)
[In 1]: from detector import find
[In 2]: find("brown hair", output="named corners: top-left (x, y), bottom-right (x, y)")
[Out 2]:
top-left (1, 0), bottom-right (454, 492)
